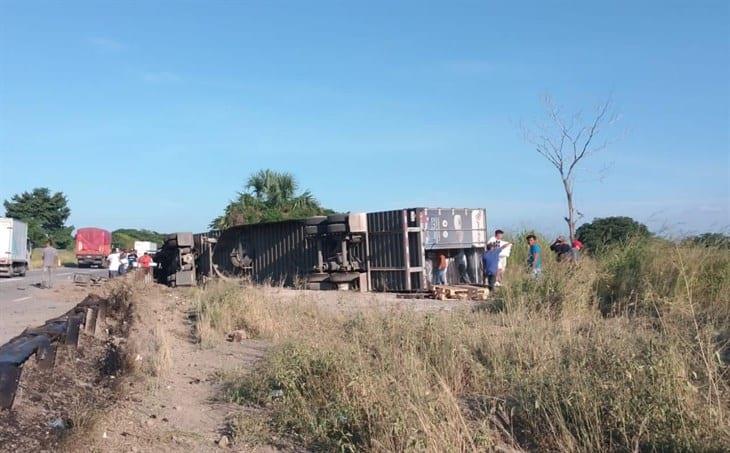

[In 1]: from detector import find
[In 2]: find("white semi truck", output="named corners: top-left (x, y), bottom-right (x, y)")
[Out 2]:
top-left (134, 240), bottom-right (158, 257)
top-left (0, 218), bottom-right (30, 277)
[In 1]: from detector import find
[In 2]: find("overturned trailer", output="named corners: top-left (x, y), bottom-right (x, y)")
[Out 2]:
top-left (194, 207), bottom-right (487, 292)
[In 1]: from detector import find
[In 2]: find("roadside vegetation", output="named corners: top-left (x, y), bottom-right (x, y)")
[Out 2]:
top-left (3, 187), bottom-right (74, 248)
top-left (29, 247), bottom-right (76, 268)
top-left (191, 237), bottom-right (729, 452)
top-left (111, 228), bottom-right (166, 250)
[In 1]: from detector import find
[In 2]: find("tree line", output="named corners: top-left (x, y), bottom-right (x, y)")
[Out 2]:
top-left (3, 177), bottom-right (726, 253)
top-left (3, 188), bottom-right (165, 250)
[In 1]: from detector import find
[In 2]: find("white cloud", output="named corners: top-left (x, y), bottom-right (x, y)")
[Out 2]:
top-left (88, 36), bottom-right (126, 52)
top-left (140, 72), bottom-right (182, 84)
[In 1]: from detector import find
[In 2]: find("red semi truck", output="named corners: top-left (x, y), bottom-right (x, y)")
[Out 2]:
top-left (75, 227), bottom-right (112, 267)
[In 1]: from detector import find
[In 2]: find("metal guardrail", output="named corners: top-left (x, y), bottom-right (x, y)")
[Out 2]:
top-left (0, 294), bottom-right (107, 410)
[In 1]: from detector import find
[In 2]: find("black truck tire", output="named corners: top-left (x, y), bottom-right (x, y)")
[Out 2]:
top-left (326, 214), bottom-right (348, 224)
top-left (304, 225), bottom-right (320, 235)
top-left (304, 216), bottom-right (327, 226)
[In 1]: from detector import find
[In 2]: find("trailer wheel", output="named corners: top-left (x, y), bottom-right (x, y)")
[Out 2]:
top-left (18, 265), bottom-right (26, 277)
top-left (326, 223), bottom-right (347, 234)
top-left (326, 214), bottom-right (348, 224)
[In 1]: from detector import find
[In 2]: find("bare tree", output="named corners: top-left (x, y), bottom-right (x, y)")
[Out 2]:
top-left (522, 94), bottom-right (617, 241)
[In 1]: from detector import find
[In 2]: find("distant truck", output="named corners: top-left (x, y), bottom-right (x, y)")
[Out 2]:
top-left (134, 240), bottom-right (158, 257)
top-left (75, 227), bottom-right (112, 268)
top-left (0, 218), bottom-right (30, 277)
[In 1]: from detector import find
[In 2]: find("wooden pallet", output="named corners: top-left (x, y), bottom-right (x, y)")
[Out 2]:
top-left (432, 284), bottom-right (489, 301)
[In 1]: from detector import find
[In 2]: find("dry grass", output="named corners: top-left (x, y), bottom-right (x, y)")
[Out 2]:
top-left (192, 239), bottom-right (730, 452)
top-left (143, 324), bottom-right (173, 378)
top-left (190, 283), bottom-right (331, 346)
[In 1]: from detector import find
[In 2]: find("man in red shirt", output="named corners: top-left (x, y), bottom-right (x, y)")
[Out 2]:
top-left (434, 252), bottom-right (448, 285)
top-left (138, 252), bottom-right (153, 283)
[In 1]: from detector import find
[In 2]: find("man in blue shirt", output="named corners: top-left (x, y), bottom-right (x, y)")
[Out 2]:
top-left (482, 241), bottom-right (511, 289)
top-left (526, 234), bottom-right (542, 277)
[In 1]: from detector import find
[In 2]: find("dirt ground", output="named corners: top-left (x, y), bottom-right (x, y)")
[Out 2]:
top-left (1, 279), bottom-right (476, 452)
top-left (68, 284), bottom-right (276, 452)
top-left (78, 285), bottom-right (474, 452)
top-left (261, 286), bottom-right (476, 314)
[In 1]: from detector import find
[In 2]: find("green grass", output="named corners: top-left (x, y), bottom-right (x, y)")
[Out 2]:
top-left (29, 247), bottom-right (77, 269)
top-left (193, 239), bottom-right (730, 452)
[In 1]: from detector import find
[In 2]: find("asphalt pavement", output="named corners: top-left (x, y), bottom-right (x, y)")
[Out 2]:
top-left (0, 267), bottom-right (108, 343)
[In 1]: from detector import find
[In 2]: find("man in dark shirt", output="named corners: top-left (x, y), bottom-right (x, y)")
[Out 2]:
top-left (41, 241), bottom-right (58, 288)
top-left (482, 241), bottom-right (511, 290)
top-left (550, 236), bottom-right (573, 262)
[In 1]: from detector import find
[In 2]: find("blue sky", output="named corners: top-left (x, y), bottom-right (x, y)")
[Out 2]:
top-left (1, 1), bottom-right (728, 235)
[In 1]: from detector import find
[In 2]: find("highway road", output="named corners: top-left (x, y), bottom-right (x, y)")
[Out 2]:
top-left (0, 267), bottom-right (108, 344)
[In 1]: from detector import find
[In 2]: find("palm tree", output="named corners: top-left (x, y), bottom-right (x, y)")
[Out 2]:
top-left (246, 169), bottom-right (297, 206)
top-left (210, 170), bottom-right (330, 229)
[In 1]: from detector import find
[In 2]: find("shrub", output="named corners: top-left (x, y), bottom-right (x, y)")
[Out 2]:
top-left (576, 216), bottom-right (650, 252)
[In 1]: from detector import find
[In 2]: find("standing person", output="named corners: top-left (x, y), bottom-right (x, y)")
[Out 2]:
top-left (138, 252), bottom-right (153, 283)
top-left (482, 241), bottom-right (511, 290)
top-left (456, 250), bottom-right (471, 284)
top-left (118, 250), bottom-right (128, 275)
top-left (127, 250), bottom-right (138, 269)
top-left (41, 240), bottom-right (58, 289)
top-left (526, 235), bottom-right (542, 277)
top-left (571, 239), bottom-right (583, 263)
top-left (434, 252), bottom-right (448, 285)
top-left (487, 229), bottom-right (512, 286)
top-left (107, 248), bottom-right (121, 278)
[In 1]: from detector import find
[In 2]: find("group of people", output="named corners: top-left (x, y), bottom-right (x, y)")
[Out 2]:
top-left (37, 242), bottom-right (155, 288)
top-left (107, 248), bottom-right (154, 282)
top-left (480, 230), bottom-right (583, 290)
top-left (106, 248), bottom-right (134, 278)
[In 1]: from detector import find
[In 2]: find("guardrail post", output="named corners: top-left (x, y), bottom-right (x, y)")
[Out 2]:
top-left (65, 315), bottom-right (83, 347)
top-left (37, 342), bottom-right (57, 370)
top-left (95, 302), bottom-right (107, 336)
top-left (84, 308), bottom-right (97, 335)
top-left (0, 363), bottom-right (22, 410)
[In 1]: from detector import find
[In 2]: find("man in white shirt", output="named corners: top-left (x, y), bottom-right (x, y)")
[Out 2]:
top-left (486, 229), bottom-right (511, 286)
top-left (107, 249), bottom-right (121, 278)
